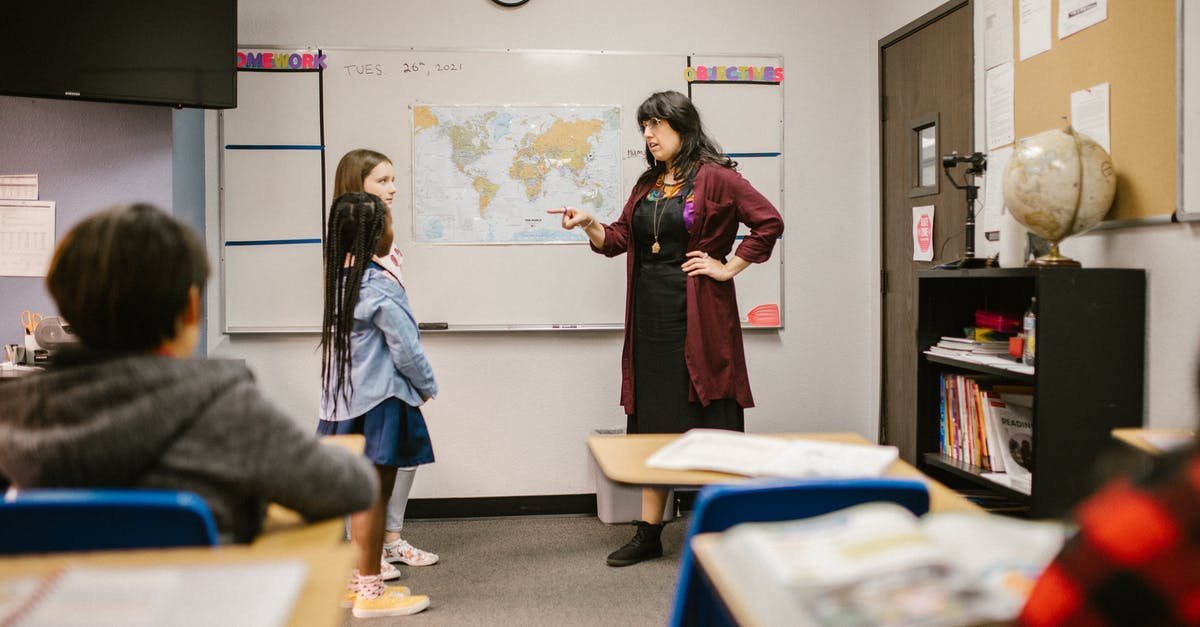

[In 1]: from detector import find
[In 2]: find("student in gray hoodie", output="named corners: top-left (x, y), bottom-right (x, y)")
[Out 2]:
top-left (0, 203), bottom-right (378, 545)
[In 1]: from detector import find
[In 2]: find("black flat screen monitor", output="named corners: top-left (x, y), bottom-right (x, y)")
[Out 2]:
top-left (0, 2), bottom-right (237, 109)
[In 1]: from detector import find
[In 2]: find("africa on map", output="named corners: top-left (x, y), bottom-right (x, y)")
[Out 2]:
top-left (411, 105), bottom-right (622, 243)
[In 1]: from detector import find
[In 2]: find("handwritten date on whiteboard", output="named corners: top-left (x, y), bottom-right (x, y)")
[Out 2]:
top-left (340, 61), bottom-right (464, 78)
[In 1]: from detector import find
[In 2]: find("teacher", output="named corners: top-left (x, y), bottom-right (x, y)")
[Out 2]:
top-left (549, 90), bottom-right (784, 566)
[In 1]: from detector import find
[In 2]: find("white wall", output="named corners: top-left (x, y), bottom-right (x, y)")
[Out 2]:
top-left (210, 0), bottom-right (880, 499)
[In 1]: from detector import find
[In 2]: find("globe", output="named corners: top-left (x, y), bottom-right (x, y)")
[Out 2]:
top-left (1001, 127), bottom-right (1116, 266)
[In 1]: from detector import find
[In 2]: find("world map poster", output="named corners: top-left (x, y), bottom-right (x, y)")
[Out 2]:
top-left (411, 105), bottom-right (622, 243)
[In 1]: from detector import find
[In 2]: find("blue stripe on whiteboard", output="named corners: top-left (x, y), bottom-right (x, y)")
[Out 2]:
top-left (224, 145), bottom-right (323, 150)
top-left (725, 152), bottom-right (781, 158)
top-left (225, 239), bottom-right (321, 246)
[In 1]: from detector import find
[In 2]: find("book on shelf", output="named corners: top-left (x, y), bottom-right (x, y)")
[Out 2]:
top-left (929, 337), bottom-right (1014, 356)
top-left (644, 429), bottom-right (899, 479)
top-left (937, 336), bottom-right (978, 348)
top-left (939, 373), bottom-right (997, 470)
top-left (925, 344), bottom-right (1033, 375)
top-left (980, 391), bottom-right (1007, 473)
top-left (984, 392), bottom-right (1034, 494)
top-left (716, 501), bottom-right (1067, 626)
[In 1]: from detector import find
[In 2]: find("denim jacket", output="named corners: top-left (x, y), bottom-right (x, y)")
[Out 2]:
top-left (321, 264), bottom-right (437, 420)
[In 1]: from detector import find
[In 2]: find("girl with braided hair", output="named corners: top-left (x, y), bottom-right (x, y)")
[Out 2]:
top-left (328, 149), bottom-right (440, 570)
top-left (318, 189), bottom-right (437, 618)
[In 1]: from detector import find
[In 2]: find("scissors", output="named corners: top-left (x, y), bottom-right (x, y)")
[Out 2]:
top-left (20, 310), bottom-right (43, 334)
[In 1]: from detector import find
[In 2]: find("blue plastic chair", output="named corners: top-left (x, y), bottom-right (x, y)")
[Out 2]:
top-left (668, 477), bottom-right (931, 627)
top-left (0, 489), bottom-right (218, 554)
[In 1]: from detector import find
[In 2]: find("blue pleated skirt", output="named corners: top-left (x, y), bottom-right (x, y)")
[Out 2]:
top-left (317, 397), bottom-right (435, 467)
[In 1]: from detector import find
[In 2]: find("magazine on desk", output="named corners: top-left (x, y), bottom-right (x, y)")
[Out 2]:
top-left (644, 429), bottom-right (900, 478)
top-left (0, 560), bottom-right (307, 627)
top-left (719, 502), bottom-right (1067, 626)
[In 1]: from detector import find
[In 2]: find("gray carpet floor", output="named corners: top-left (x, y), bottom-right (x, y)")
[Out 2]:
top-left (339, 515), bottom-right (688, 626)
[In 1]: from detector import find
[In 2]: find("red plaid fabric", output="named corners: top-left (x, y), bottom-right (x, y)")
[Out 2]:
top-left (1019, 451), bottom-right (1200, 626)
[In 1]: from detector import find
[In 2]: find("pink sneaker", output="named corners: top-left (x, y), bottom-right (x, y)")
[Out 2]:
top-left (382, 538), bottom-right (439, 566)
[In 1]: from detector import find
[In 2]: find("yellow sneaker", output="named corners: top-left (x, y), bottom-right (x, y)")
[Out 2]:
top-left (352, 589), bottom-right (429, 618)
top-left (341, 584), bottom-right (410, 609)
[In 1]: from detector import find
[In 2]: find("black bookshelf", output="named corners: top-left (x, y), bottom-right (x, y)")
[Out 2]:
top-left (915, 267), bottom-right (1145, 517)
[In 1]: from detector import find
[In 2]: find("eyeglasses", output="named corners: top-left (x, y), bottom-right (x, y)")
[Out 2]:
top-left (641, 117), bottom-right (666, 131)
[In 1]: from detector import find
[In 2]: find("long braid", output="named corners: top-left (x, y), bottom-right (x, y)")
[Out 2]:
top-left (321, 192), bottom-right (387, 416)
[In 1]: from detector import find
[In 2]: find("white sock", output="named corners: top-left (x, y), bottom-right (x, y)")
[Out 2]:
top-left (353, 573), bottom-right (385, 599)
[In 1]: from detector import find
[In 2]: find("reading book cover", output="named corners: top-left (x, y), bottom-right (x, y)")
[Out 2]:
top-left (993, 393), bottom-right (1034, 479)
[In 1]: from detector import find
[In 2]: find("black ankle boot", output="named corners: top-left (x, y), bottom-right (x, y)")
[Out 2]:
top-left (606, 520), bottom-right (664, 567)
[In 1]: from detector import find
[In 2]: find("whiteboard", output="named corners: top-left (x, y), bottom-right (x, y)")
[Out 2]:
top-left (223, 149), bottom-right (324, 241)
top-left (220, 64), bottom-right (325, 332)
top-left (220, 48), bottom-right (785, 331)
top-left (222, 71), bottom-right (321, 145)
top-left (224, 243), bottom-right (324, 331)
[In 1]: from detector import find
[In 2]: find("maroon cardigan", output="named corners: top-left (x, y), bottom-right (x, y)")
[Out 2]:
top-left (592, 163), bottom-right (784, 414)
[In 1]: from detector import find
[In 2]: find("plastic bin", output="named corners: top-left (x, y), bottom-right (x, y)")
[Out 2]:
top-left (590, 428), bottom-right (674, 524)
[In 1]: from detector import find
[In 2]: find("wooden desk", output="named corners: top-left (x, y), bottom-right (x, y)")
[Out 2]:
top-left (1112, 427), bottom-right (1196, 455)
top-left (589, 433), bottom-right (983, 626)
top-left (587, 432), bottom-right (981, 514)
top-left (0, 434), bottom-right (365, 627)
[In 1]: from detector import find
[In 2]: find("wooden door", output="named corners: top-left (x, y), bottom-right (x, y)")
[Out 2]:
top-left (880, 1), bottom-right (974, 462)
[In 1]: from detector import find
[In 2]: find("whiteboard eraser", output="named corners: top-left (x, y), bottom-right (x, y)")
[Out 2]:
top-left (418, 322), bottom-right (449, 330)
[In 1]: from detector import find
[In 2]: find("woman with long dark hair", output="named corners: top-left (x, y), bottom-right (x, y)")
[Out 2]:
top-left (549, 90), bottom-right (784, 566)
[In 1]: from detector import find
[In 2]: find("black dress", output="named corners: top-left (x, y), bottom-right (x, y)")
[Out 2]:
top-left (627, 180), bottom-right (744, 435)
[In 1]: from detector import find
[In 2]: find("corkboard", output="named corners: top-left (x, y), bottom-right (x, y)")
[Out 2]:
top-left (1012, 0), bottom-right (1175, 221)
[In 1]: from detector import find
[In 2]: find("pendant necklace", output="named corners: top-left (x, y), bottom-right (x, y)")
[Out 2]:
top-left (651, 197), bottom-right (663, 254)
top-left (651, 175), bottom-right (678, 255)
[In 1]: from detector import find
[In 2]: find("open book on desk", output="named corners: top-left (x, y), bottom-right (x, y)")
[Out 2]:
top-left (645, 429), bottom-right (900, 478)
top-left (718, 502), bottom-right (1067, 626)
top-left (0, 559), bottom-right (307, 627)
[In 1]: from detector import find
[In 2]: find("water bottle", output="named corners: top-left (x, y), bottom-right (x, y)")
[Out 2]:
top-left (1022, 297), bottom-right (1037, 366)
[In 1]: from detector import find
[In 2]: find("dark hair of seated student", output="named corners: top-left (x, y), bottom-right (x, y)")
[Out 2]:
top-left (0, 203), bottom-right (378, 544)
top-left (47, 202), bottom-right (210, 352)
